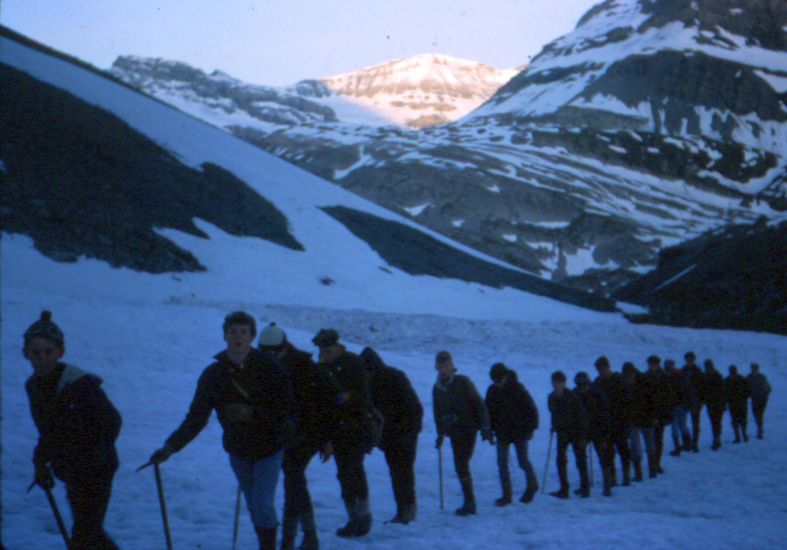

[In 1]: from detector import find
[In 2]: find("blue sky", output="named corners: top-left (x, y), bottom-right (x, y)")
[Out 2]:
top-left (3, 0), bottom-right (600, 85)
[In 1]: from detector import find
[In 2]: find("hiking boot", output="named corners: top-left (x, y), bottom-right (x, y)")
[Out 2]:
top-left (280, 515), bottom-right (298, 550)
top-left (670, 435), bottom-right (682, 457)
top-left (550, 488), bottom-right (569, 500)
top-left (455, 477), bottom-right (476, 516)
top-left (336, 502), bottom-right (358, 538)
top-left (520, 484), bottom-right (538, 504)
top-left (681, 433), bottom-right (692, 452)
top-left (495, 483), bottom-right (512, 507)
top-left (298, 530), bottom-right (319, 550)
top-left (256, 526), bottom-right (278, 550)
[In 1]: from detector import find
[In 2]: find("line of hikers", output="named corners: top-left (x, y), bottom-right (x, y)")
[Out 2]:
top-left (22, 310), bottom-right (772, 550)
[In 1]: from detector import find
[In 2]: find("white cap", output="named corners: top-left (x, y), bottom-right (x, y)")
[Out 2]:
top-left (258, 322), bottom-right (287, 347)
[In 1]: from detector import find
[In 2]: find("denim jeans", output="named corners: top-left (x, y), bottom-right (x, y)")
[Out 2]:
top-left (230, 451), bottom-right (284, 529)
top-left (671, 406), bottom-right (690, 438)
top-left (628, 427), bottom-right (655, 463)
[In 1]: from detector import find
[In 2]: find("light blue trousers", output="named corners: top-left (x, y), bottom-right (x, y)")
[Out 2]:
top-left (230, 451), bottom-right (284, 529)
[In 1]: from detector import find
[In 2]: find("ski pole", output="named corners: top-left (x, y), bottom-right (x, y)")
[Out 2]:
top-left (438, 446), bottom-right (445, 511)
top-left (232, 484), bottom-right (241, 550)
top-left (542, 431), bottom-right (554, 494)
top-left (154, 464), bottom-right (174, 550)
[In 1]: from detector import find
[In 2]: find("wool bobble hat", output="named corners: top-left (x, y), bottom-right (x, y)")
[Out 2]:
top-left (24, 310), bottom-right (64, 347)
top-left (258, 322), bottom-right (287, 348)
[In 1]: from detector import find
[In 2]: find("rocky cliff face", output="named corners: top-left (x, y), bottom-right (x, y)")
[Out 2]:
top-left (112, 0), bottom-right (787, 297)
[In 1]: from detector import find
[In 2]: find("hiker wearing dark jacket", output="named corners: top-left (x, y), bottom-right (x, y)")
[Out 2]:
top-left (666, 359), bottom-right (693, 457)
top-left (149, 312), bottom-right (295, 550)
top-left (485, 363), bottom-right (539, 506)
top-left (593, 356), bottom-right (632, 486)
top-left (622, 362), bottom-right (650, 482)
top-left (433, 351), bottom-right (492, 516)
top-left (726, 365), bottom-right (751, 443)
top-left (702, 359), bottom-right (727, 451)
top-left (361, 347), bottom-right (423, 525)
top-left (312, 329), bottom-right (376, 538)
top-left (682, 352), bottom-right (706, 453)
top-left (575, 371), bottom-right (614, 496)
top-left (24, 311), bottom-right (122, 550)
top-left (548, 370), bottom-right (590, 499)
top-left (258, 323), bottom-right (338, 550)
top-left (641, 355), bottom-right (671, 477)
top-left (747, 363), bottom-right (772, 439)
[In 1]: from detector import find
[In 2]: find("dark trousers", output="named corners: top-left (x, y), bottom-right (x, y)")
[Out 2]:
top-left (450, 429), bottom-right (477, 482)
top-left (334, 443), bottom-right (369, 508)
top-left (592, 437), bottom-right (615, 490)
top-left (690, 404), bottom-right (703, 447)
top-left (707, 405), bottom-right (725, 444)
top-left (383, 434), bottom-right (418, 510)
top-left (752, 398), bottom-right (768, 433)
top-left (730, 403), bottom-right (748, 438)
top-left (496, 437), bottom-right (537, 490)
top-left (610, 430), bottom-right (631, 480)
top-left (65, 472), bottom-right (118, 550)
top-left (556, 432), bottom-right (588, 491)
top-left (283, 439), bottom-right (320, 519)
top-left (654, 422), bottom-right (667, 470)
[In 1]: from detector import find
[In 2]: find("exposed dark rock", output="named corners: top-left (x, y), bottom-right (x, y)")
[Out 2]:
top-left (322, 205), bottom-right (616, 312)
top-left (615, 218), bottom-right (787, 334)
top-left (0, 63), bottom-right (302, 273)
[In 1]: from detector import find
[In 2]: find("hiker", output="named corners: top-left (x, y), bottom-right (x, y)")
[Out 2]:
top-left (726, 365), bottom-right (751, 444)
top-left (593, 356), bottom-right (632, 486)
top-left (361, 347), bottom-right (423, 524)
top-left (747, 363), bottom-right (772, 439)
top-left (433, 351), bottom-right (493, 516)
top-left (312, 329), bottom-right (377, 538)
top-left (574, 371), bottom-right (614, 496)
top-left (641, 355), bottom-right (671, 477)
top-left (24, 311), bottom-right (122, 549)
top-left (665, 359), bottom-right (693, 456)
top-left (148, 312), bottom-right (295, 550)
top-left (682, 352), bottom-right (706, 453)
top-left (485, 363), bottom-right (539, 506)
top-left (258, 323), bottom-right (337, 550)
top-left (702, 359), bottom-right (727, 451)
top-left (621, 362), bottom-right (650, 482)
top-left (548, 370), bottom-right (589, 499)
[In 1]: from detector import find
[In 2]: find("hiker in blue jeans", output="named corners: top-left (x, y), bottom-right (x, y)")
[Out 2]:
top-left (149, 312), bottom-right (295, 550)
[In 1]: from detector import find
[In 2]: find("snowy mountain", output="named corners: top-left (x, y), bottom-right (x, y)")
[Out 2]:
top-left (111, 0), bottom-right (787, 298)
top-left (3, 27), bottom-right (787, 550)
top-left (111, 53), bottom-right (519, 130)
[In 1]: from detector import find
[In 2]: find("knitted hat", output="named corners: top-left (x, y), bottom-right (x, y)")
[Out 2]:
top-left (574, 371), bottom-right (591, 385)
top-left (258, 322), bottom-right (287, 349)
top-left (490, 363), bottom-right (509, 382)
top-left (24, 311), bottom-right (65, 347)
top-left (223, 311), bottom-right (257, 337)
top-left (312, 328), bottom-right (340, 348)
top-left (594, 356), bottom-right (610, 369)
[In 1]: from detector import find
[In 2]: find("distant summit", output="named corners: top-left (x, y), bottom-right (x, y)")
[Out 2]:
top-left (112, 52), bottom-right (520, 129)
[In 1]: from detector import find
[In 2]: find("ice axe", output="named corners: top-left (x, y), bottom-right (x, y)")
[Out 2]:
top-left (232, 484), bottom-right (242, 550)
top-left (28, 481), bottom-right (70, 547)
top-left (137, 462), bottom-right (173, 550)
top-left (542, 431), bottom-right (554, 494)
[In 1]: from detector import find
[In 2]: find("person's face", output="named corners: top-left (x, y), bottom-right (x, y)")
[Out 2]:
top-left (686, 356), bottom-right (696, 366)
top-left (224, 324), bottom-right (254, 356)
top-left (576, 382), bottom-right (588, 393)
top-left (493, 374), bottom-right (507, 388)
top-left (552, 379), bottom-right (566, 392)
top-left (435, 360), bottom-right (454, 379)
top-left (647, 360), bottom-right (659, 371)
top-left (24, 337), bottom-right (64, 377)
top-left (318, 344), bottom-right (341, 364)
top-left (750, 364), bottom-right (759, 374)
top-left (596, 364), bottom-right (610, 378)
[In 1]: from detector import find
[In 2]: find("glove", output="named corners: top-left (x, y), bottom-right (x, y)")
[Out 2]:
top-left (481, 428), bottom-right (494, 444)
top-left (435, 435), bottom-right (444, 449)
top-left (150, 443), bottom-right (174, 465)
top-left (34, 464), bottom-right (54, 490)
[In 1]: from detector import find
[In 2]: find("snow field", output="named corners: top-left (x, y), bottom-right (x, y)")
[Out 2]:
top-left (3, 254), bottom-right (786, 549)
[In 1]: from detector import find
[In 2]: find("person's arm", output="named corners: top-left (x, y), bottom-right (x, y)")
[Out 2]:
top-left (466, 378), bottom-right (492, 441)
top-left (485, 387), bottom-right (500, 434)
top-left (72, 379), bottom-right (123, 449)
top-left (164, 370), bottom-right (215, 453)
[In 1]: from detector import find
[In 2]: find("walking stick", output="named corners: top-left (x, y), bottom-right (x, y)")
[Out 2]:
top-left (232, 484), bottom-right (242, 550)
top-left (28, 481), bottom-right (71, 548)
top-left (541, 431), bottom-right (554, 494)
top-left (438, 446), bottom-right (445, 511)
